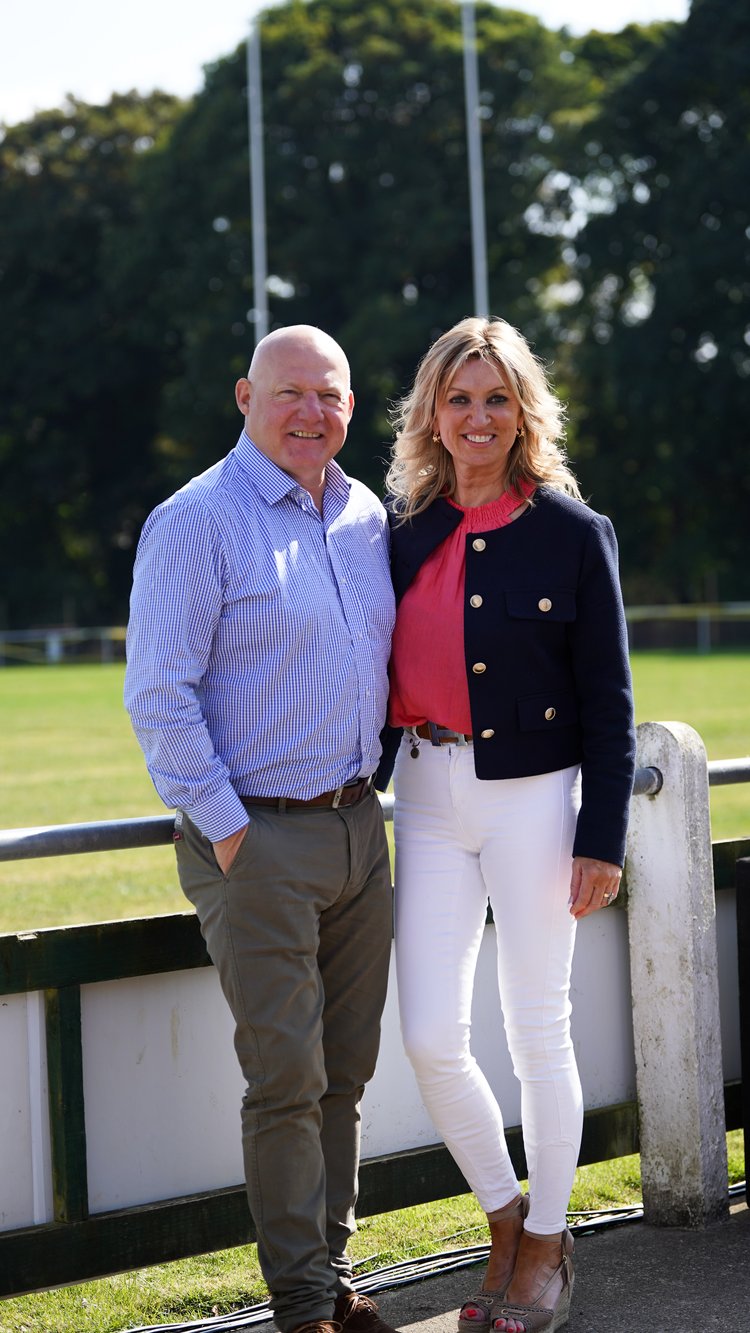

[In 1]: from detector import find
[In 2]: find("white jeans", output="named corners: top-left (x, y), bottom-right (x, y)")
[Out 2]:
top-left (394, 737), bottom-right (583, 1235)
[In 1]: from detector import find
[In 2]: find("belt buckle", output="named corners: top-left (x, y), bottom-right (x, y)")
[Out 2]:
top-left (331, 785), bottom-right (345, 809)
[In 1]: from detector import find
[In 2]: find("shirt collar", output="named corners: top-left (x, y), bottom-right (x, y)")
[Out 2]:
top-left (235, 430), bottom-right (351, 509)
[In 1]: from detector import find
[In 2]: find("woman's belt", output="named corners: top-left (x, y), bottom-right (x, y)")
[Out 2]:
top-left (411, 722), bottom-right (473, 746)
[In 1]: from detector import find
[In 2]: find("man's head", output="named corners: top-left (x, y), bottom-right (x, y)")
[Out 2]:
top-left (235, 325), bottom-right (354, 499)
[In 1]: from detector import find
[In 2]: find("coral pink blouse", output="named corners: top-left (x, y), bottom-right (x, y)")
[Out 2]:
top-left (388, 484), bottom-right (535, 732)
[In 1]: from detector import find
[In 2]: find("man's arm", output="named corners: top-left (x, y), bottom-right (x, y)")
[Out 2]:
top-left (124, 498), bottom-right (249, 845)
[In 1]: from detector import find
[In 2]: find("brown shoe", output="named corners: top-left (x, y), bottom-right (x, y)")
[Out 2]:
top-left (493, 1229), bottom-right (575, 1332)
top-left (289, 1322), bottom-right (342, 1333)
top-left (334, 1291), bottom-right (399, 1333)
top-left (457, 1194), bottom-right (530, 1333)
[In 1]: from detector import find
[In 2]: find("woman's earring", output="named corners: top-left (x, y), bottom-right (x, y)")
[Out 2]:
top-left (516, 423), bottom-right (526, 440)
top-left (432, 432), bottom-right (441, 444)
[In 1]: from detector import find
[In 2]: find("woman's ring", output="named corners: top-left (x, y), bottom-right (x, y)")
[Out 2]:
top-left (603, 892), bottom-right (614, 905)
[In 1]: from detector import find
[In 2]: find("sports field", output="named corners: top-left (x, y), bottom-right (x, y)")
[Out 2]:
top-left (0, 655), bottom-right (746, 1330)
top-left (0, 653), bottom-right (748, 934)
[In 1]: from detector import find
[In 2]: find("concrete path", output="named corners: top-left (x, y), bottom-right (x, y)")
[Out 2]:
top-left (359, 1200), bottom-right (750, 1333)
top-left (243, 1201), bottom-right (748, 1333)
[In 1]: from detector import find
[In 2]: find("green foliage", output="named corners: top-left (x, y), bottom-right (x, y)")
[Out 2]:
top-left (0, 93), bottom-right (184, 626)
top-left (549, 0), bottom-right (750, 599)
top-left (1, 0), bottom-right (748, 623)
top-left (126, 0), bottom-right (595, 492)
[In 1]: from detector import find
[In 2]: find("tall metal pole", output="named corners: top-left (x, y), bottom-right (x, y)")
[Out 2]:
top-left (247, 16), bottom-right (269, 343)
top-left (461, 0), bottom-right (489, 318)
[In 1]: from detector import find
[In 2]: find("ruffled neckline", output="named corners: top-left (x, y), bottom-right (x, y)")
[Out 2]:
top-left (446, 480), bottom-right (535, 530)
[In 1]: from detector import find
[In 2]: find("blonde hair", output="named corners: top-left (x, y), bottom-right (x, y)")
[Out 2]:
top-left (386, 316), bottom-right (582, 518)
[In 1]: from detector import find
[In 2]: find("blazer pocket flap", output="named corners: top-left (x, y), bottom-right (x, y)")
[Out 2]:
top-left (517, 691), bottom-right (577, 731)
top-left (505, 590), bottom-right (577, 621)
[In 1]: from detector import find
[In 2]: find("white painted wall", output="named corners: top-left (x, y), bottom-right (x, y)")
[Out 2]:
top-left (0, 904), bottom-right (640, 1230)
top-left (0, 991), bottom-right (51, 1230)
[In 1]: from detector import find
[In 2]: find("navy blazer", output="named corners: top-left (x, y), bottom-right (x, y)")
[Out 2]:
top-left (375, 486), bottom-right (636, 867)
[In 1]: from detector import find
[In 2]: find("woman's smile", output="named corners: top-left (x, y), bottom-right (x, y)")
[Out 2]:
top-left (434, 356), bottom-right (523, 495)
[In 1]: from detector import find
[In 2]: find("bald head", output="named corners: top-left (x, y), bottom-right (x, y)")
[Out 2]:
top-left (247, 325), bottom-right (351, 390)
top-left (235, 324), bottom-right (355, 509)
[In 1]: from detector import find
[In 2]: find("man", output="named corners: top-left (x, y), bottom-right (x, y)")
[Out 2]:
top-left (125, 325), bottom-right (397, 1333)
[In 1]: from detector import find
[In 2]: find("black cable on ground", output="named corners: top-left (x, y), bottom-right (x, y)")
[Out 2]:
top-left (122, 1182), bottom-right (746, 1333)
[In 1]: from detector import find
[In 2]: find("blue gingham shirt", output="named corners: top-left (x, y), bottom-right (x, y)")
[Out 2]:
top-left (124, 432), bottom-right (395, 842)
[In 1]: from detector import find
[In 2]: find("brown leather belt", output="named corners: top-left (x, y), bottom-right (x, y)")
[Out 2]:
top-left (413, 722), bottom-right (473, 745)
top-left (242, 776), bottom-right (373, 811)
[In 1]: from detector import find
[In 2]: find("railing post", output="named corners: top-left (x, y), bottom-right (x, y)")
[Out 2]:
top-left (625, 721), bottom-right (728, 1225)
top-left (44, 985), bottom-right (89, 1223)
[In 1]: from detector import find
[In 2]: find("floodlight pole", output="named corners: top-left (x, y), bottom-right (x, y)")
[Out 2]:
top-left (461, 0), bottom-right (489, 318)
top-left (247, 15), bottom-right (269, 344)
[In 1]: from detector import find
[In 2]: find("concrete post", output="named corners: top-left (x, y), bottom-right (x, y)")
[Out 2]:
top-left (625, 721), bottom-right (728, 1226)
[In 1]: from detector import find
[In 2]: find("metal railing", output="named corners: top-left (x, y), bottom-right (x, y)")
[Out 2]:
top-left (625, 602), bottom-right (750, 651)
top-left (2, 759), bottom-right (749, 863)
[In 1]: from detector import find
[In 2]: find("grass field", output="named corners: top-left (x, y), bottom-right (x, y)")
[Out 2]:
top-left (0, 653), bottom-right (748, 933)
top-left (0, 655), bottom-right (746, 1331)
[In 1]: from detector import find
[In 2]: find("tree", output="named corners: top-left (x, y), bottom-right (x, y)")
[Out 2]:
top-left (0, 93), bottom-right (182, 627)
top-left (0, 1), bottom-right (688, 624)
top-left (544, 0), bottom-right (750, 599)
top-left (125, 0), bottom-right (613, 493)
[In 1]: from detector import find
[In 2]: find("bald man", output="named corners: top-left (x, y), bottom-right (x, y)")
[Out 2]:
top-left (125, 327), bottom-right (397, 1333)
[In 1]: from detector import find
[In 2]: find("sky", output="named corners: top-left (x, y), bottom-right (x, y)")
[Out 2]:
top-left (1, 0), bottom-right (690, 128)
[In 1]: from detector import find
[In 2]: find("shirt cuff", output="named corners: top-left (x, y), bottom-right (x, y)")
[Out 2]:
top-left (184, 784), bottom-right (250, 843)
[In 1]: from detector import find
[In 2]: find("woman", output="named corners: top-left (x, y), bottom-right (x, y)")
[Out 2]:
top-left (375, 317), bottom-right (636, 1333)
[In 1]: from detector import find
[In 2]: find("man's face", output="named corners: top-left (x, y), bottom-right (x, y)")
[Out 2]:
top-left (236, 332), bottom-right (354, 492)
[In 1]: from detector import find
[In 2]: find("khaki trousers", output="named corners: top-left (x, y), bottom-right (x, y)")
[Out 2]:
top-left (175, 789), bottom-right (392, 1332)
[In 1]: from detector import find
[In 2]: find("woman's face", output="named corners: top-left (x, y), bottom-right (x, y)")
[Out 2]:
top-left (434, 355), bottom-right (523, 483)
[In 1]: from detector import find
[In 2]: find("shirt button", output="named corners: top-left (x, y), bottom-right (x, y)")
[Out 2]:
top-left (545, 706), bottom-right (556, 721)
top-left (480, 728), bottom-right (495, 739)
top-left (472, 662), bottom-right (487, 674)
top-left (538, 597), bottom-right (552, 612)
top-left (470, 594), bottom-right (483, 608)
top-left (472, 538), bottom-right (486, 552)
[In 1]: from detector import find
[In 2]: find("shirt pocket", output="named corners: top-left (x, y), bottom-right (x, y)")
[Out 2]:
top-left (517, 690), bottom-right (578, 731)
top-left (505, 590), bottom-right (577, 622)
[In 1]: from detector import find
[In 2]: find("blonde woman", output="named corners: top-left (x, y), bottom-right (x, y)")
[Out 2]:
top-left (375, 317), bottom-right (635, 1333)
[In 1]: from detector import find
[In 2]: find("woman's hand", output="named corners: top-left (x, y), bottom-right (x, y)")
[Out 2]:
top-left (568, 855), bottom-right (622, 918)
